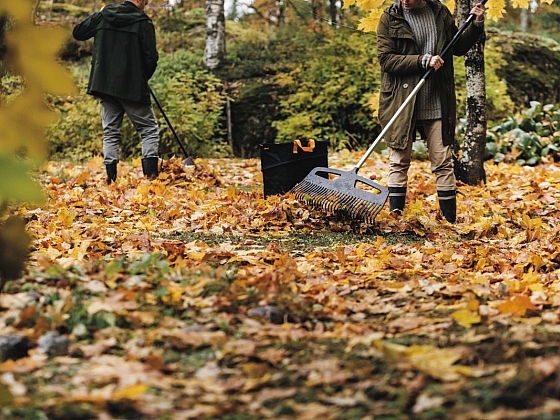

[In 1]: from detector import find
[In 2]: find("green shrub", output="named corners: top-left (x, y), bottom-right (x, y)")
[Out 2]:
top-left (150, 51), bottom-right (229, 158)
top-left (271, 29), bottom-right (380, 151)
top-left (484, 102), bottom-right (560, 165)
top-left (47, 63), bottom-right (104, 162)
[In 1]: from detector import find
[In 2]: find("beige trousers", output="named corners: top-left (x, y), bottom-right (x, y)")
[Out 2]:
top-left (387, 119), bottom-right (456, 192)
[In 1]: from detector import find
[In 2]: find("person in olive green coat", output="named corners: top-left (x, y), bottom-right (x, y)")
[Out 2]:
top-left (73, 0), bottom-right (160, 184)
top-left (377, 0), bottom-right (485, 223)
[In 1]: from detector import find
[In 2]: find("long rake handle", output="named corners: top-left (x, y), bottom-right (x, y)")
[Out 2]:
top-left (355, 0), bottom-right (488, 170)
top-left (148, 85), bottom-right (192, 160)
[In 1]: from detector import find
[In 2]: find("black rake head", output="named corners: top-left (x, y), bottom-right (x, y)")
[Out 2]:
top-left (290, 167), bottom-right (389, 223)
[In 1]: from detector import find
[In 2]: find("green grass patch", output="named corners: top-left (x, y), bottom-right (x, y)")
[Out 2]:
top-left (163, 230), bottom-right (425, 253)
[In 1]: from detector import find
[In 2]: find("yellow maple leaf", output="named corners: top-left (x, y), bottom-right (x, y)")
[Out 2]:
top-left (511, 0), bottom-right (530, 8)
top-left (486, 0), bottom-right (506, 21)
top-left (407, 345), bottom-right (471, 381)
top-left (57, 207), bottom-right (75, 228)
top-left (451, 308), bottom-right (481, 328)
top-left (497, 295), bottom-right (536, 316)
top-left (377, 341), bottom-right (472, 381)
top-left (407, 199), bottom-right (424, 214)
top-left (358, 10), bottom-right (384, 33)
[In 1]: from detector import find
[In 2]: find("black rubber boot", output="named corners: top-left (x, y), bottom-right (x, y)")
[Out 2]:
top-left (438, 190), bottom-right (457, 223)
top-left (142, 157), bottom-right (159, 179)
top-left (106, 163), bottom-right (117, 185)
top-left (388, 186), bottom-right (407, 214)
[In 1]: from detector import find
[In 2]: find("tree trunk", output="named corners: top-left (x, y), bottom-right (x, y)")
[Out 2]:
top-left (203, 0), bottom-right (225, 71)
top-left (329, 0), bottom-right (338, 26)
top-left (520, 8), bottom-right (529, 32)
top-left (455, 0), bottom-right (487, 185)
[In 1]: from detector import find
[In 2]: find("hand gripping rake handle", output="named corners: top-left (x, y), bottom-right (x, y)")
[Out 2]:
top-left (355, 0), bottom-right (488, 170)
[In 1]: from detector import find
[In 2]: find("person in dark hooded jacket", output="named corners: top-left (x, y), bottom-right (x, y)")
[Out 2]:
top-left (377, 0), bottom-right (485, 223)
top-left (73, 0), bottom-right (160, 184)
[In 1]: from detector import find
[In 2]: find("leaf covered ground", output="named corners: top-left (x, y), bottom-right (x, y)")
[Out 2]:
top-left (3, 151), bottom-right (560, 419)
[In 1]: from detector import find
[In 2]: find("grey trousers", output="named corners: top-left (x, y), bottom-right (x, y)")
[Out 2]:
top-left (387, 119), bottom-right (456, 192)
top-left (100, 96), bottom-right (159, 165)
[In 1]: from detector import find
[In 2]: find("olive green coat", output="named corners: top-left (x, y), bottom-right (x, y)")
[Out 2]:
top-left (376, 0), bottom-right (484, 149)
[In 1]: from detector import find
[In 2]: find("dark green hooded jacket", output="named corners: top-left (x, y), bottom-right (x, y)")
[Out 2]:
top-left (73, 1), bottom-right (158, 104)
top-left (376, 0), bottom-right (483, 149)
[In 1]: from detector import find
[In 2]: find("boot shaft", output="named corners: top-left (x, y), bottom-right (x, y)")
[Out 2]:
top-left (106, 163), bottom-right (117, 185)
top-left (388, 186), bottom-right (407, 214)
top-left (142, 157), bottom-right (160, 179)
top-left (438, 190), bottom-right (456, 223)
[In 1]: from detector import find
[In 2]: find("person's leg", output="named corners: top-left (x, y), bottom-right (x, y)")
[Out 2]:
top-left (387, 128), bottom-right (414, 214)
top-left (100, 97), bottom-right (125, 184)
top-left (423, 119), bottom-right (456, 223)
top-left (122, 100), bottom-right (160, 178)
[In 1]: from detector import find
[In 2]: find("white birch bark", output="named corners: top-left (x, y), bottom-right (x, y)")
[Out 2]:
top-left (204, 0), bottom-right (226, 71)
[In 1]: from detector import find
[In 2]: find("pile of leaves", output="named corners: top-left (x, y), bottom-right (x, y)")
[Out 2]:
top-left (2, 151), bottom-right (560, 419)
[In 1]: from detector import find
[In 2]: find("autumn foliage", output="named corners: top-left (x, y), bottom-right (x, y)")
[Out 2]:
top-left (1, 151), bottom-right (560, 417)
top-left (3, 0), bottom-right (560, 418)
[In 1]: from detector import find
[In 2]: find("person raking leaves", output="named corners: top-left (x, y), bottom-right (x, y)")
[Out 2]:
top-left (377, 0), bottom-right (486, 223)
top-left (73, 0), bottom-right (160, 184)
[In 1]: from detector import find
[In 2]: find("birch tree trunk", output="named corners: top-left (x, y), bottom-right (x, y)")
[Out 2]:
top-left (204, 0), bottom-right (225, 71)
top-left (455, 0), bottom-right (487, 185)
top-left (520, 8), bottom-right (529, 32)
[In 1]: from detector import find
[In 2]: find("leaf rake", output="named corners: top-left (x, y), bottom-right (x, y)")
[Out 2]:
top-left (148, 85), bottom-right (196, 167)
top-left (291, 3), bottom-right (486, 223)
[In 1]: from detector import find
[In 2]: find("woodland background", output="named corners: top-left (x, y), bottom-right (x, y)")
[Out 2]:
top-left (31, 0), bottom-right (560, 161)
top-left (1, 0), bottom-right (560, 418)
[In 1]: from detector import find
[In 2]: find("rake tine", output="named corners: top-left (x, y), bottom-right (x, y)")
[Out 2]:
top-left (288, 166), bottom-right (389, 223)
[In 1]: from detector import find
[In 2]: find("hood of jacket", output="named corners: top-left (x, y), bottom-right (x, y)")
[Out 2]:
top-left (101, 1), bottom-right (149, 27)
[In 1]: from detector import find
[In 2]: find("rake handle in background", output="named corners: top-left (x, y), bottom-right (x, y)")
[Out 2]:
top-left (354, 0), bottom-right (489, 170)
top-left (148, 85), bottom-right (195, 164)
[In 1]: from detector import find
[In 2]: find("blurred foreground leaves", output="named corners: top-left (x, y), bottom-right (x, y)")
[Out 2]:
top-left (0, 0), bottom-right (76, 291)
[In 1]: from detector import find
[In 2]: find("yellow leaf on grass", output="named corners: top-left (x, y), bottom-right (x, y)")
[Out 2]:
top-left (112, 383), bottom-right (150, 401)
top-left (467, 300), bottom-right (480, 311)
top-left (451, 308), bottom-right (481, 328)
top-left (57, 207), bottom-right (75, 228)
top-left (407, 345), bottom-right (471, 381)
top-left (377, 341), bottom-right (471, 381)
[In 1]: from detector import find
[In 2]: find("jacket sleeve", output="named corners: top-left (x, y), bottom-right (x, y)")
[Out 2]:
top-left (72, 12), bottom-right (102, 41)
top-left (376, 13), bottom-right (423, 75)
top-left (446, 8), bottom-right (484, 57)
top-left (139, 20), bottom-right (159, 80)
